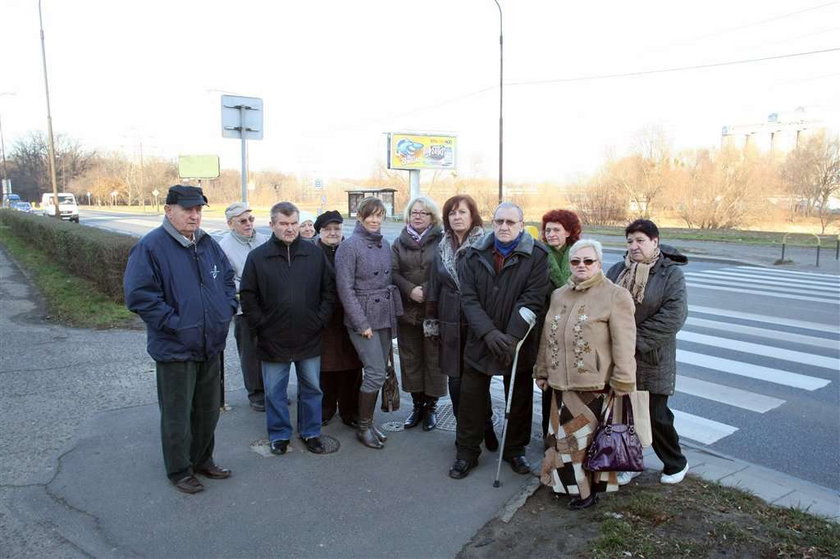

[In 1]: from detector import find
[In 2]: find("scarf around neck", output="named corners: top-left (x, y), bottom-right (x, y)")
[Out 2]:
top-left (440, 226), bottom-right (484, 290)
top-left (494, 231), bottom-right (523, 258)
top-left (548, 244), bottom-right (571, 289)
top-left (570, 270), bottom-right (605, 291)
top-left (405, 224), bottom-right (428, 244)
top-left (616, 246), bottom-right (661, 303)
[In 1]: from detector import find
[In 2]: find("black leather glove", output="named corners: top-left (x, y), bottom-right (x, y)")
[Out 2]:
top-left (484, 330), bottom-right (515, 361)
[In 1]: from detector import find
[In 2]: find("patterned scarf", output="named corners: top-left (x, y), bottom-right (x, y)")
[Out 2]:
top-left (548, 244), bottom-right (571, 289)
top-left (616, 246), bottom-right (661, 303)
top-left (439, 226), bottom-right (484, 290)
top-left (406, 224), bottom-right (428, 244)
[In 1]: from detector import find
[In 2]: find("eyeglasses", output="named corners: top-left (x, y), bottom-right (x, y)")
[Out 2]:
top-left (570, 258), bottom-right (598, 266)
top-left (237, 216), bottom-right (255, 224)
top-left (410, 211), bottom-right (431, 217)
top-left (493, 218), bottom-right (520, 227)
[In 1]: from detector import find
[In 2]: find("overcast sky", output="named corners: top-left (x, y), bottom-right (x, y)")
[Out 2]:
top-left (2, 0), bottom-right (839, 184)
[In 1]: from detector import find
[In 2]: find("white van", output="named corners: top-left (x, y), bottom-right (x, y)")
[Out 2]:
top-left (41, 192), bottom-right (80, 223)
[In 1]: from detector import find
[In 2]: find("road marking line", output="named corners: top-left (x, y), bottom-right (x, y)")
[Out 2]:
top-left (672, 409), bottom-right (738, 445)
top-left (687, 270), bottom-right (840, 292)
top-left (689, 305), bottom-right (837, 332)
top-left (736, 266), bottom-right (840, 282)
top-left (678, 350), bottom-right (831, 390)
top-left (686, 280), bottom-right (838, 304)
top-left (685, 317), bottom-right (840, 350)
top-left (676, 376), bottom-right (785, 413)
top-left (678, 331), bottom-right (839, 370)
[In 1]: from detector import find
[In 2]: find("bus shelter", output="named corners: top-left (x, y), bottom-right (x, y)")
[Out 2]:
top-left (346, 188), bottom-right (397, 218)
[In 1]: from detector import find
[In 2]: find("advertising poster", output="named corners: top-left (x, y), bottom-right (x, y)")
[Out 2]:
top-left (388, 133), bottom-right (457, 170)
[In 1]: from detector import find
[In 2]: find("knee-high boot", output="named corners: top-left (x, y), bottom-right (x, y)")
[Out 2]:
top-left (357, 391), bottom-right (384, 449)
top-left (423, 396), bottom-right (438, 431)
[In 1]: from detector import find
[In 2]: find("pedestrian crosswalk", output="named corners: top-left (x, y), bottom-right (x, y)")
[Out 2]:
top-left (490, 265), bottom-right (839, 448)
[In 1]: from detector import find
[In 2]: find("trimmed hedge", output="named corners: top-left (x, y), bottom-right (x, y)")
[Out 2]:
top-left (0, 210), bottom-right (138, 302)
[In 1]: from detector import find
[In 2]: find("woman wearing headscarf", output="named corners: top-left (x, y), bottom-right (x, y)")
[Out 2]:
top-left (391, 196), bottom-right (446, 431)
top-left (539, 209), bottom-right (582, 436)
top-left (535, 239), bottom-right (636, 510)
top-left (606, 219), bottom-right (689, 486)
top-left (314, 210), bottom-right (362, 428)
top-left (335, 198), bottom-right (403, 449)
top-left (426, 195), bottom-right (498, 450)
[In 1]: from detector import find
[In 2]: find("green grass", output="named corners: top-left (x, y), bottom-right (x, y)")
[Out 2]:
top-left (0, 226), bottom-right (140, 329)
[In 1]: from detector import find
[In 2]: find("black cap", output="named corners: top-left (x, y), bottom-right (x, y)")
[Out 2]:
top-left (314, 210), bottom-right (343, 233)
top-left (165, 185), bottom-right (208, 208)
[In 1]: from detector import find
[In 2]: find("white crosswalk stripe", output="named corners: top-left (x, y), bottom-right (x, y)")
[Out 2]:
top-left (688, 270), bottom-right (840, 292)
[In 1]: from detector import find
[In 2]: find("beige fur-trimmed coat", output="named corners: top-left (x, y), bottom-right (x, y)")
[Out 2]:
top-left (534, 272), bottom-right (637, 393)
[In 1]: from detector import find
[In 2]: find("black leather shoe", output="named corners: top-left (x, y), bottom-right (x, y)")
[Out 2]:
top-left (504, 455), bottom-right (532, 475)
top-left (449, 458), bottom-right (478, 480)
top-left (270, 439), bottom-right (290, 455)
top-left (195, 463), bottom-right (231, 479)
top-left (422, 397), bottom-right (438, 431)
top-left (301, 436), bottom-right (326, 454)
top-left (250, 401), bottom-right (266, 412)
top-left (484, 424), bottom-right (499, 452)
top-left (173, 475), bottom-right (204, 494)
top-left (568, 493), bottom-right (599, 510)
top-left (404, 394), bottom-right (425, 429)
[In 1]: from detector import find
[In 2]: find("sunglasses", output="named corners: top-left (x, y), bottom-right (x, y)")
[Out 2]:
top-left (236, 215), bottom-right (255, 224)
top-left (570, 258), bottom-right (598, 266)
top-left (493, 218), bottom-right (520, 227)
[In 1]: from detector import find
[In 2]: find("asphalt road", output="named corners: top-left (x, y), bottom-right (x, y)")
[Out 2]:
top-left (80, 208), bottom-right (840, 489)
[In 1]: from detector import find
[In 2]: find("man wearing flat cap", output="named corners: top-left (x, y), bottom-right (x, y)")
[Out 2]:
top-left (124, 185), bottom-right (237, 494)
top-left (219, 202), bottom-right (269, 412)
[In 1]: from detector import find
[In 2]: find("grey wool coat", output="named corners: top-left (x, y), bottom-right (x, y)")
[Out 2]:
top-left (335, 221), bottom-right (403, 334)
top-left (606, 244), bottom-right (688, 395)
top-left (391, 225), bottom-right (443, 325)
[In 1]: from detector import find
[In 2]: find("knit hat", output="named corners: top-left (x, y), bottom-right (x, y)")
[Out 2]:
top-left (299, 210), bottom-right (316, 226)
top-left (314, 210), bottom-right (343, 233)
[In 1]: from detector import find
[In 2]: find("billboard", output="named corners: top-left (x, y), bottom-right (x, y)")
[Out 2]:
top-left (387, 133), bottom-right (456, 170)
top-left (179, 155), bottom-right (220, 179)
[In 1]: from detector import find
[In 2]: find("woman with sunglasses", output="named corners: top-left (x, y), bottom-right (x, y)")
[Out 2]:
top-left (391, 196), bottom-right (446, 431)
top-left (534, 239), bottom-right (636, 510)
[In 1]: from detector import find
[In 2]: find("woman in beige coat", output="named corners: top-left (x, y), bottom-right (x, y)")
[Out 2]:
top-left (534, 239), bottom-right (636, 510)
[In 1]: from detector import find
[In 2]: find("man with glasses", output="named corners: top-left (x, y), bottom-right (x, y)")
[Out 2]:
top-left (239, 202), bottom-right (336, 455)
top-left (449, 202), bottom-right (550, 479)
top-left (219, 202), bottom-right (269, 411)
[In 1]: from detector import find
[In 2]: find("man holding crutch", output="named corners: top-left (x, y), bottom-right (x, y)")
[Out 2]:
top-left (449, 202), bottom-right (550, 480)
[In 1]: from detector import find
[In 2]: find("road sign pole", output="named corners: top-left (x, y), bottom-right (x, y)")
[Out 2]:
top-left (409, 169), bottom-right (420, 199)
top-left (239, 106), bottom-right (249, 204)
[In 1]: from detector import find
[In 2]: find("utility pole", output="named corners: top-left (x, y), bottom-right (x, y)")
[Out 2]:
top-left (493, 0), bottom-right (504, 204)
top-left (38, 0), bottom-right (60, 217)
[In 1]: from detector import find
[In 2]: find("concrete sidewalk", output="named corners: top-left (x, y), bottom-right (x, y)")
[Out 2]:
top-left (0, 242), bottom-right (837, 558)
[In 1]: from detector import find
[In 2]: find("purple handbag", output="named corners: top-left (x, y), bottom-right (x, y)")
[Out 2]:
top-left (584, 394), bottom-right (644, 473)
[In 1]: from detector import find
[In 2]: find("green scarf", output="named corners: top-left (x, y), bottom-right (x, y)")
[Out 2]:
top-left (548, 244), bottom-right (571, 289)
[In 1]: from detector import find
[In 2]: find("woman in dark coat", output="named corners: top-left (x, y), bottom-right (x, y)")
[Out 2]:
top-left (315, 210), bottom-right (362, 428)
top-left (335, 197), bottom-right (403, 449)
top-left (606, 218), bottom-right (689, 486)
top-left (426, 194), bottom-right (498, 450)
top-left (538, 209), bottom-right (582, 436)
top-left (392, 195), bottom-right (446, 431)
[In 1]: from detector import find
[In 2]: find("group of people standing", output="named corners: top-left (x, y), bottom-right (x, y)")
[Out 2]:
top-left (125, 184), bottom-right (690, 507)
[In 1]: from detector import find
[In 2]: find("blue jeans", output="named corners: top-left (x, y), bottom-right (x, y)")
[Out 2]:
top-left (262, 357), bottom-right (322, 441)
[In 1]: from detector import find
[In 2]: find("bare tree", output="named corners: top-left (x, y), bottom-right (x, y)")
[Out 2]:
top-left (781, 132), bottom-right (840, 233)
top-left (607, 128), bottom-right (674, 219)
top-left (8, 132), bottom-right (95, 202)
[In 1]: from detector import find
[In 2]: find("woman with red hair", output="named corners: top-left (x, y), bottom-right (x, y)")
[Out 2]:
top-left (538, 209), bottom-right (582, 436)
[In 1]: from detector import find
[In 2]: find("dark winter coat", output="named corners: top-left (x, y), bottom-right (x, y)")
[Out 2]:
top-left (427, 227), bottom-right (484, 378)
top-left (391, 225), bottom-right (443, 325)
top-left (317, 239), bottom-right (362, 372)
top-left (124, 220), bottom-right (237, 362)
top-left (459, 232), bottom-right (551, 376)
top-left (239, 234), bottom-right (336, 362)
top-left (606, 244), bottom-right (688, 395)
top-left (335, 222), bottom-right (403, 334)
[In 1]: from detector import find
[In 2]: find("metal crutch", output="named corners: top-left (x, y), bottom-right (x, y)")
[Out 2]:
top-left (493, 307), bottom-right (538, 488)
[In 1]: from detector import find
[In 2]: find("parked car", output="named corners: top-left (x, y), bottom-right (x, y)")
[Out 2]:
top-left (41, 192), bottom-right (80, 223)
top-left (12, 201), bottom-right (33, 213)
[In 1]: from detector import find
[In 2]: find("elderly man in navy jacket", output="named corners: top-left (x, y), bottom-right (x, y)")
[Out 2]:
top-left (124, 185), bottom-right (237, 494)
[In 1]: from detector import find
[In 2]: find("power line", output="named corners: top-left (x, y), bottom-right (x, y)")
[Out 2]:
top-left (507, 47), bottom-right (840, 86)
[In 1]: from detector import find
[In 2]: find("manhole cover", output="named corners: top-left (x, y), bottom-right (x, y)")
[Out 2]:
top-left (380, 421), bottom-right (404, 433)
top-left (250, 435), bottom-right (340, 456)
top-left (432, 403), bottom-right (506, 432)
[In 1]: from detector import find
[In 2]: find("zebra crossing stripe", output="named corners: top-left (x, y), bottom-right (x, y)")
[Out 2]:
top-left (686, 275), bottom-right (836, 298)
top-left (735, 266), bottom-right (840, 282)
top-left (678, 331), bottom-right (839, 370)
top-left (676, 376), bottom-right (785, 413)
top-left (686, 279), bottom-right (837, 304)
top-left (685, 317), bottom-right (839, 350)
top-left (687, 270), bottom-right (840, 292)
top-left (677, 350), bottom-right (830, 390)
top-left (672, 409), bottom-right (738, 445)
top-left (689, 305), bottom-right (835, 332)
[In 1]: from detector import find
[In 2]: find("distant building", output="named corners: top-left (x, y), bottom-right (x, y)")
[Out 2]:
top-left (721, 108), bottom-right (821, 154)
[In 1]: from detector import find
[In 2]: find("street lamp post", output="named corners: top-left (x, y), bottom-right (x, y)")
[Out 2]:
top-left (38, 0), bottom-right (60, 217)
top-left (493, 0), bottom-right (503, 204)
